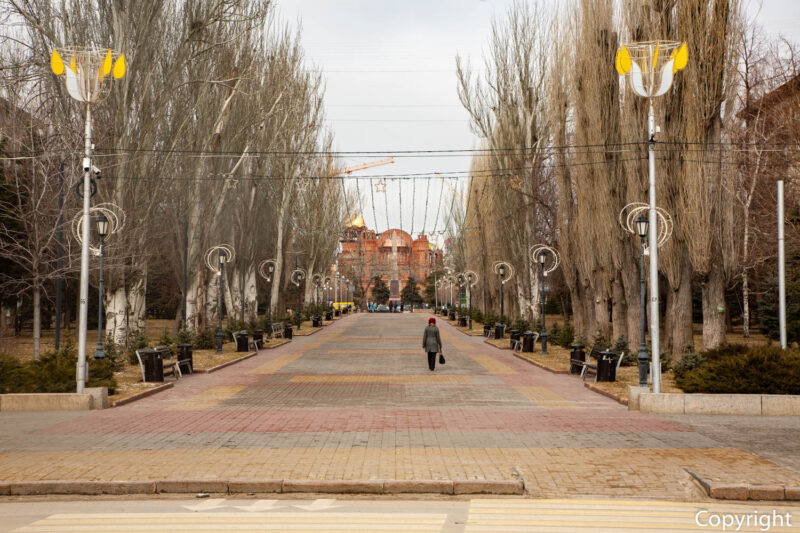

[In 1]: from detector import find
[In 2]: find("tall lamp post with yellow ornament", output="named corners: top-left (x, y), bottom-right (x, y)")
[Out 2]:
top-left (50, 47), bottom-right (125, 393)
top-left (616, 41), bottom-right (687, 393)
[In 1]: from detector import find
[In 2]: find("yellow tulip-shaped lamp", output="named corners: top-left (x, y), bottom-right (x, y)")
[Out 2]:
top-left (616, 40), bottom-right (687, 394)
top-left (51, 47), bottom-right (125, 394)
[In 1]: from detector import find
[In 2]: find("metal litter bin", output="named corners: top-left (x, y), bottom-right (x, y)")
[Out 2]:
top-left (494, 323), bottom-right (505, 340)
top-left (234, 331), bottom-right (249, 352)
top-left (325, 311), bottom-right (333, 321)
top-left (140, 348), bottom-right (163, 382)
top-left (569, 343), bottom-right (585, 374)
top-left (312, 315), bottom-right (321, 327)
top-left (458, 316), bottom-right (467, 327)
top-left (596, 349), bottom-right (619, 382)
top-left (284, 325), bottom-right (293, 339)
top-left (483, 324), bottom-right (492, 337)
top-left (522, 331), bottom-right (535, 352)
top-left (509, 329), bottom-right (520, 348)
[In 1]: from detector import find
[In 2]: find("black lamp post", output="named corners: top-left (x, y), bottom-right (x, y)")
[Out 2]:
top-left (636, 214), bottom-right (650, 387)
top-left (93, 213), bottom-right (109, 359)
top-left (266, 263), bottom-right (274, 339)
top-left (498, 263), bottom-right (506, 321)
top-left (217, 252), bottom-right (226, 353)
top-left (537, 252), bottom-right (548, 354)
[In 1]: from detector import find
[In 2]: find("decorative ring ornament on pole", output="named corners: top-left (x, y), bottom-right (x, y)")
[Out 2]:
top-left (71, 203), bottom-right (124, 256)
top-left (492, 261), bottom-right (514, 284)
top-left (529, 245), bottom-right (560, 278)
top-left (619, 202), bottom-right (673, 251)
top-left (290, 268), bottom-right (307, 287)
top-left (205, 245), bottom-right (235, 275)
top-left (258, 258), bottom-right (277, 281)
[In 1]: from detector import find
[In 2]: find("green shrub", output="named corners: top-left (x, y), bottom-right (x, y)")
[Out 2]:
top-left (549, 321), bottom-right (561, 339)
top-left (592, 328), bottom-right (609, 349)
top-left (511, 318), bottom-right (529, 332)
top-left (0, 345), bottom-right (117, 394)
top-left (195, 327), bottom-right (217, 349)
top-left (471, 309), bottom-right (484, 324)
top-left (553, 321), bottom-right (575, 347)
top-left (676, 344), bottom-right (800, 394)
top-left (177, 329), bottom-right (194, 345)
top-left (672, 353), bottom-right (706, 380)
top-left (125, 331), bottom-right (148, 365)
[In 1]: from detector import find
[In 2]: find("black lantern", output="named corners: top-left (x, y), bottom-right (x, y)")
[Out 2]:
top-left (636, 214), bottom-right (649, 238)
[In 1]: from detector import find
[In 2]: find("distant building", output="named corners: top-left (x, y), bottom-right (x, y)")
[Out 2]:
top-left (337, 214), bottom-right (442, 303)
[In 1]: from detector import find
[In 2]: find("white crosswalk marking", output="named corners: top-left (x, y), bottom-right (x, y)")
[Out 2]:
top-left (14, 511), bottom-right (448, 532)
top-left (464, 499), bottom-right (800, 532)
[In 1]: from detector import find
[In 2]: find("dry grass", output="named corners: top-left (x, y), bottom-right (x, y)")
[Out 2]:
top-left (514, 343), bottom-right (573, 372)
top-left (485, 338), bottom-right (512, 350)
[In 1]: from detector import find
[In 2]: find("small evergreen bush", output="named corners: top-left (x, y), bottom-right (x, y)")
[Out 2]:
top-left (195, 327), bottom-right (217, 349)
top-left (671, 352), bottom-right (706, 381)
top-left (676, 344), bottom-right (800, 394)
top-left (554, 321), bottom-right (575, 347)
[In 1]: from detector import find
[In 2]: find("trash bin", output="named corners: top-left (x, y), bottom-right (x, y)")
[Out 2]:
top-left (234, 331), bottom-right (249, 352)
top-left (483, 324), bottom-right (492, 337)
top-left (284, 325), bottom-right (293, 339)
top-left (312, 315), bottom-right (321, 327)
top-left (325, 311), bottom-right (333, 321)
top-left (522, 331), bottom-right (535, 352)
top-left (458, 316), bottom-right (467, 327)
top-left (140, 348), bottom-right (164, 382)
top-left (494, 323), bottom-right (505, 340)
top-left (448, 311), bottom-right (456, 321)
top-left (252, 329), bottom-right (264, 349)
top-left (596, 349), bottom-right (619, 382)
top-left (177, 344), bottom-right (193, 374)
top-left (342, 307), bottom-right (348, 315)
top-left (334, 309), bottom-right (341, 317)
top-left (569, 343), bottom-right (586, 374)
top-left (509, 329), bottom-right (520, 348)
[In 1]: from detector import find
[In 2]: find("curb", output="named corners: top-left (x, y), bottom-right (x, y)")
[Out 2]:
top-left (511, 352), bottom-right (569, 374)
top-left (483, 339), bottom-right (511, 350)
top-left (584, 382), bottom-right (628, 406)
top-left (111, 382), bottom-right (174, 408)
top-left (194, 352), bottom-right (258, 374)
top-left (1, 478), bottom-right (526, 497)
top-left (685, 468), bottom-right (799, 501)
top-left (293, 326), bottom-right (324, 337)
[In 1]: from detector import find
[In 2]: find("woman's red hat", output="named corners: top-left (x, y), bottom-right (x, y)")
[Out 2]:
top-left (428, 317), bottom-right (436, 324)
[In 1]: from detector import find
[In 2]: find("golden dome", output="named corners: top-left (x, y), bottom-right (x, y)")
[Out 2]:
top-left (345, 213), bottom-right (365, 228)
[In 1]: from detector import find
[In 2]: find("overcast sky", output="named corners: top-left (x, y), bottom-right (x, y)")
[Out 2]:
top-left (276, 0), bottom-right (800, 244)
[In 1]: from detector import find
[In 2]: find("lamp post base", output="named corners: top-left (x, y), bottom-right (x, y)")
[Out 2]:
top-left (637, 347), bottom-right (649, 387)
top-left (541, 332), bottom-right (548, 354)
top-left (216, 329), bottom-right (224, 354)
top-left (93, 347), bottom-right (105, 359)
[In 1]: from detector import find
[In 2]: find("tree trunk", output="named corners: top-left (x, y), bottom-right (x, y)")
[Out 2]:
top-left (670, 252), bottom-right (694, 356)
top-left (701, 259), bottom-right (727, 350)
top-left (621, 251), bottom-right (642, 350)
top-left (611, 273), bottom-right (627, 343)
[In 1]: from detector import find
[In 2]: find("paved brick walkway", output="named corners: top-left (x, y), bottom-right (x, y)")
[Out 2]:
top-left (0, 312), bottom-right (798, 499)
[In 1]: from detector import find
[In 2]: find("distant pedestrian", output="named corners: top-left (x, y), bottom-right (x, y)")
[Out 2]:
top-left (422, 317), bottom-right (442, 371)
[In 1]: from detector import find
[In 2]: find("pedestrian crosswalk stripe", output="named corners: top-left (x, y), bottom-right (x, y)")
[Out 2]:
top-left (14, 512), bottom-right (447, 532)
top-left (464, 499), bottom-right (800, 532)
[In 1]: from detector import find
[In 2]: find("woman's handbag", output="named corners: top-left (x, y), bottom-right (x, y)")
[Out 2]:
top-left (438, 352), bottom-right (445, 364)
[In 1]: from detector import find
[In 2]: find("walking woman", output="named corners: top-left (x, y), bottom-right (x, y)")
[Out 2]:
top-left (422, 317), bottom-right (442, 371)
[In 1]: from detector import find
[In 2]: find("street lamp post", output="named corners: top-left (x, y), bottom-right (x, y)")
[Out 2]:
top-left (461, 271), bottom-right (478, 330)
top-left (205, 245), bottom-right (235, 353)
top-left (617, 40), bottom-right (688, 393)
top-left (492, 261), bottom-right (514, 337)
top-left (258, 259), bottom-right (276, 338)
top-left (636, 214), bottom-right (649, 387)
top-left (93, 213), bottom-right (109, 359)
top-left (530, 246), bottom-right (560, 355)
top-left (619, 204), bottom-right (673, 388)
top-left (51, 47), bottom-right (126, 392)
top-left (290, 266), bottom-right (306, 330)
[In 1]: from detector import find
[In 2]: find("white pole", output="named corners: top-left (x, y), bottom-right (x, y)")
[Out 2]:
top-left (647, 101), bottom-right (661, 393)
top-left (778, 180), bottom-right (787, 349)
top-left (76, 105), bottom-right (92, 393)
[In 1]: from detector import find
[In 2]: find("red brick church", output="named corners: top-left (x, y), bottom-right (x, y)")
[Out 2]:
top-left (337, 215), bottom-right (442, 303)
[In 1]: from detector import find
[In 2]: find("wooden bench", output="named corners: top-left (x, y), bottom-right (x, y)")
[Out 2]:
top-left (154, 345), bottom-right (181, 379)
top-left (270, 323), bottom-right (284, 339)
top-left (135, 346), bottom-right (181, 382)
